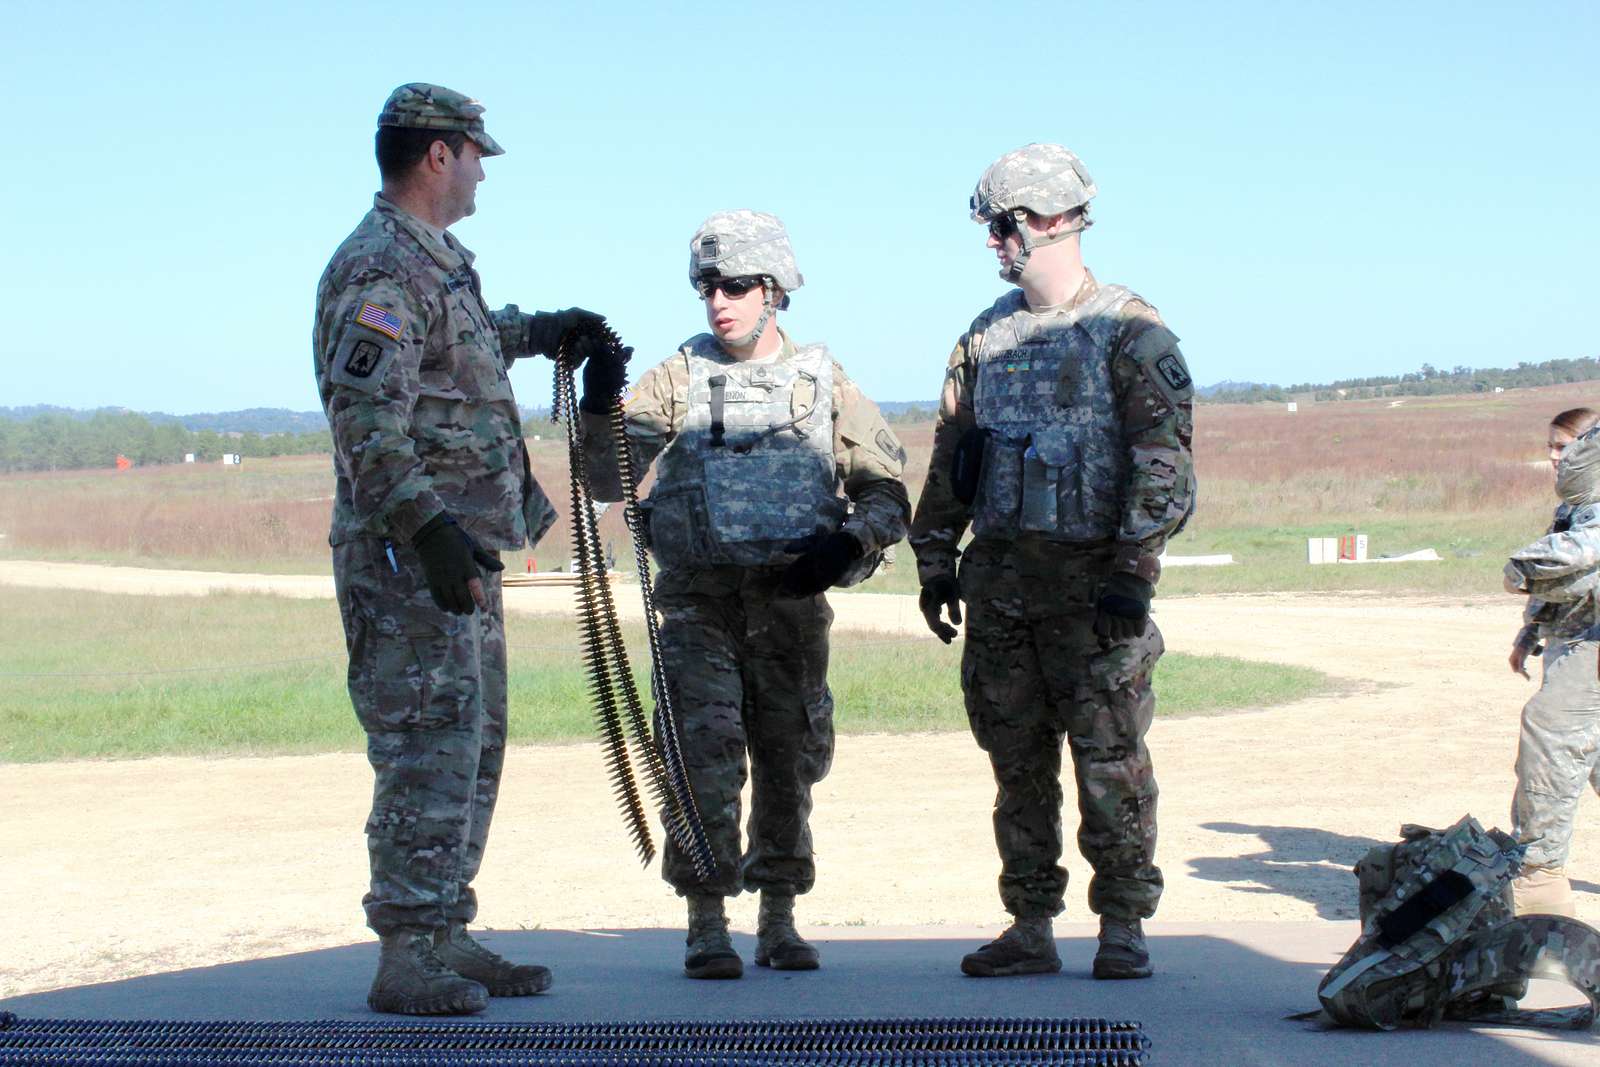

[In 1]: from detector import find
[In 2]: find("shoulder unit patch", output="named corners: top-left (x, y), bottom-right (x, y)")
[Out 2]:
top-left (344, 340), bottom-right (383, 378)
top-left (1157, 353), bottom-right (1191, 392)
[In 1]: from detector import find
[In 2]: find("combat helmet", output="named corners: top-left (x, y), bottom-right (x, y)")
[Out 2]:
top-left (689, 210), bottom-right (802, 347)
top-left (970, 143), bottom-right (1096, 282)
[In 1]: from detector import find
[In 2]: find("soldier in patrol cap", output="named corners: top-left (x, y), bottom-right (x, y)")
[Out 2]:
top-left (578, 210), bottom-right (910, 979)
top-left (911, 144), bottom-right (1196, 980)
top-left (314, 82), bottom-right (613, 1015)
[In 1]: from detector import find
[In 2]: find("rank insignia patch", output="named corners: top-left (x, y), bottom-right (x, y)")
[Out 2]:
top-left (876, 428), bottom-right (908, 465)
top-left (356, 302), bottom-right (404, 341)
top-left (344, 340), bottom-right (382, 378)
top-left (1157, 354), bottom-right (1191, 392)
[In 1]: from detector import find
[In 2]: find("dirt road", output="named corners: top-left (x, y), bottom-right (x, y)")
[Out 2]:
top-left (2, 562), bottom-right (1596, 997)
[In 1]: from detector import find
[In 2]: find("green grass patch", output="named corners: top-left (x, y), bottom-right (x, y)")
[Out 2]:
top-left (1, 588), bottom-right (1331, 762)
top-left (844, 509), bottom-right (1540, 599)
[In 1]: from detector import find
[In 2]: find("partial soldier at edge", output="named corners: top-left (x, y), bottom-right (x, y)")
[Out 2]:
top-left (911, 143), bottom-right (1196, 980)
top-left (314, 82), bottom-right (613, 1015)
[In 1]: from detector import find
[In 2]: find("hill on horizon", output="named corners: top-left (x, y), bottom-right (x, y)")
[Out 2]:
top-left (6, 350), bottom-right (1597, 432)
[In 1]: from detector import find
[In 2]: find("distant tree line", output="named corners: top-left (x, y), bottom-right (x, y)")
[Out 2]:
top-left (0, 410), bottom-right (332, 473)
top-left (1201, 356), bottom-right (1600, 405)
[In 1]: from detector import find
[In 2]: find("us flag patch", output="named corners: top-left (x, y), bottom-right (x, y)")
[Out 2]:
top-left (356, 303), bottom-right (404, 340)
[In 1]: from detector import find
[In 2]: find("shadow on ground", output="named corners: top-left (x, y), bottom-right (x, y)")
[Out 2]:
top-left (1188, 822), bottom-right (1387, 920)
top-left (2, 926), bottom-right (1594, 1066)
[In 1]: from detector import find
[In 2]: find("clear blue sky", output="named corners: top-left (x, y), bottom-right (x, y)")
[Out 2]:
top-left (4, 1), bottom-right (1596, 413)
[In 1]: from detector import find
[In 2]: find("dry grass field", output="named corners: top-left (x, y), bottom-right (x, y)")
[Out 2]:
top-left (0, 383), bottom-right (1592, 591)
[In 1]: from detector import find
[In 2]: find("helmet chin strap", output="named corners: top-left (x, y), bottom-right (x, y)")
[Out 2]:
top-left (999, 209), bottom-right (1090, 284)
top-left (728, 278), bottom-right (779, 349)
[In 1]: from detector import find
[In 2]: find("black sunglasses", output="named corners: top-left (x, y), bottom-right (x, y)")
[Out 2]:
top-left (986, 214), bottom-right (1020, 241)
top-left (696, 275), bottom-right (764, 300)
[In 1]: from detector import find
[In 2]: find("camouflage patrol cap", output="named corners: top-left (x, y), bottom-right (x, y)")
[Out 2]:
top-left (689, 210), bottom-right (804, 292)
top-left (970, 143), bottom-right (1095, 221)
top-left (378, 83), bottom-right (504, 157)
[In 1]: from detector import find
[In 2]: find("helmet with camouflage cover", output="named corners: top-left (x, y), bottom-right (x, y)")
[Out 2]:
top-left (971, 143), bottom-right (1095, 282)
top-left (378, 82), bottom-right (504, 157)
top-left (689, 210), bottom-right (802, 348)
top-left (688, 210), bottom-right (804, 293)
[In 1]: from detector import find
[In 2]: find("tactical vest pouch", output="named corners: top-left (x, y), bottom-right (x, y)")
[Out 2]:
top-left (645, 487), bottom-right (713, 569)
top-left (973, 437), bottom-right (1024, 538)
top-left (1020, 431), bottom-right (1075, 533)
top-left (1317, 816), bottom-right (1600, 1031)
top-left (688, 451), bottom-right (845, 567)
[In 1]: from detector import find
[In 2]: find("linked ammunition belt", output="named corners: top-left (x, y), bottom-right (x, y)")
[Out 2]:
top-left (551, 332), bottom-right (714, 880)
top-left (0, 1013), bottom-right (1151, 1065)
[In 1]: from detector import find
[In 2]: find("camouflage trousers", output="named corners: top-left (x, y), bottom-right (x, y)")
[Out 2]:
top-left (333, 537), bottom-right (508, 935)
top-left (1513, 636), bottom-right (1600, 870)
top-left (958, 537), bottom-right (1164, 921)
top-left (654, 564), bottom-right (835, 898)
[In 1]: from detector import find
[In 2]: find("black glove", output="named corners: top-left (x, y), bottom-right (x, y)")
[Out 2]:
top-left (949, 426), bottom-right (991, 507)
top-left (919, 575), bottom-right (962, 644)
top-left (777, 531), bottom-right (864, 598)
top-left (1093, 572), bottom-right (1153, 643)
top-left (411, 513), bottom-right (505, 615)
top-left (527, 307), bottom-right (609, 362)
top-left (579, 343), bottom-right (632, 415)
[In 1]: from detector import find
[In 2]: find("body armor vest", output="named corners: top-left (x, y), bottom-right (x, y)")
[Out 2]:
top-left (647, 336), bottom-right (843, 569)
top-left (971, 284), bottom-right (1136, 542)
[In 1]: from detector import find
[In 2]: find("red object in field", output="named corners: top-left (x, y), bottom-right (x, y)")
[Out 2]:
top-left (115, 455), bottom-right (133, 471)
top-left (526, 557), bottom-right (534, 573)
top-left (1338, 535), bottom-right (1356, 561)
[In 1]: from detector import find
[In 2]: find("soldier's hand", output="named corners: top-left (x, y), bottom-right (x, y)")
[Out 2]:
top-left (527, 307), bottom-right (609, 360)
top-left (1093, 573), bottom-right (1153, 644)
top-left (777, 531), bottom-right (863, 598)
top-left (412, 513), bottom-right (505, 615)
top-left (1509, 642), bottom-right (1532, 679)
top-left (579, 343), bottom-right (632, 415)
top-left (919, 575), bottom-right (962, 644)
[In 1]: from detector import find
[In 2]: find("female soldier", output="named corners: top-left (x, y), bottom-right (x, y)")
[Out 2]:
top-left (576, 211), bottom-right (909, 977)
top-left (1504, 407), bottom-right (1600, 917)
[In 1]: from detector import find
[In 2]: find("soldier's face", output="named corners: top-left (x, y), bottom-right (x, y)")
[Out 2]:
top-left (443, 141), bottom-right (487, 220)
top-left (703, 278), bottom-right (767, 345)
top-left (1550, 427), bottom-right (1576, 471)
top-left (985, 214), bottom-right (1023, 272)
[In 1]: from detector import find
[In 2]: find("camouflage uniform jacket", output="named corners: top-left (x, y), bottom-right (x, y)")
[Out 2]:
top-left (1508, 502), bottom-right (1600, 642)
top-left (314, 194), bottom-right (556, 550)
top-left (578, 329), bottom-right (909, 559)
top-left (909, 271), bottom-right (1195, 584)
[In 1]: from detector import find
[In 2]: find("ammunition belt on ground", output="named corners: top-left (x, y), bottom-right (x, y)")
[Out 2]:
top-left (0, 1012), bottom-right (1151, 1065)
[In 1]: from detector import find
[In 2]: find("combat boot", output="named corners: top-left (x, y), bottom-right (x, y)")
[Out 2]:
top-left (1093, 917), bottom-right (1153, 980)
top-left (684, 894), bottom-right (742, 979)
top-left (1512, 866), bottom-right (1578, 918)
top-left (755, 890), bottom-right (820, 970)
top-left (434, 923), bottom-right (553, 996)
top-left (959, 917), bottom-right (1061, 977)
top-left (367, 927), bottom-right (489, 1015)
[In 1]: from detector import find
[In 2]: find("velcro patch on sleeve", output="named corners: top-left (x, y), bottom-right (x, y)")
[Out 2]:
top-left (344, 340), bottom-right (383, 378)
top-left (875, 427), bottom-right (908, 466)
top-left (355, 302), bottom-right (405, 341)
top-left (1126, 323), bottom-right (1192, 407)
top-left (329, 331), bottom-right (400, 393)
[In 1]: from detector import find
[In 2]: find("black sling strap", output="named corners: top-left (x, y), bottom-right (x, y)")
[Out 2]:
top-left (708, 373), bottom-right (727, 448)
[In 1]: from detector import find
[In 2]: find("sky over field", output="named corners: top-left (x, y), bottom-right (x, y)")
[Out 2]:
top-left (3, 1), bottom-right (1597, 413)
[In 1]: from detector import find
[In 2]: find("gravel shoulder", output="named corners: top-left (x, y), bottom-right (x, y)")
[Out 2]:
top-left (2, 562), bottom-right (1595, 997)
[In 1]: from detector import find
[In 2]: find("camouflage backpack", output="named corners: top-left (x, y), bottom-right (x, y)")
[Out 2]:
top-left (1318, 815), bottom-right (1600, 1030)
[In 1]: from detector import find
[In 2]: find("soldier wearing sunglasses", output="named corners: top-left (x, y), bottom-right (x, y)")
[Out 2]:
top-left (576, 211), bottom-right (908, 979)
top-left (910, 144), bottom-right (1196, 981)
